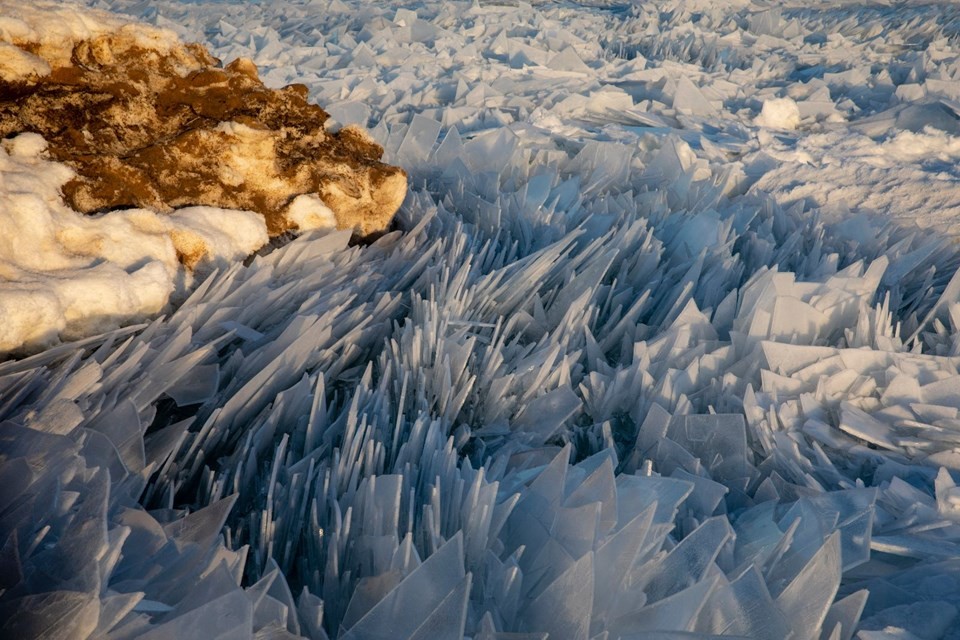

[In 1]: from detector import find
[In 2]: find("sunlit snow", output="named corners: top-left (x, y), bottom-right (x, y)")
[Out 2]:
top-left (5, 0), bottom-right (960, 639)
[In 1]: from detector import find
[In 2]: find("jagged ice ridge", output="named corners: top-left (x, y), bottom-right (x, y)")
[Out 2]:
top-left (6, 0), bottom-right (960, 639)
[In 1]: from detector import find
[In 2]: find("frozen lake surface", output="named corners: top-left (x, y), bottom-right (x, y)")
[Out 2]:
top-left (4, 0), bottom-right (960, 638)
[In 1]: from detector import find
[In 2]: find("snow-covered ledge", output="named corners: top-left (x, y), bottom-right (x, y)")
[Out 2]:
top-left (0, 0), bottom-right (406, 354)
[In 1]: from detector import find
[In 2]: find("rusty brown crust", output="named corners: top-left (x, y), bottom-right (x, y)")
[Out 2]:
top-left (0, 35), bottom-right (406, 237)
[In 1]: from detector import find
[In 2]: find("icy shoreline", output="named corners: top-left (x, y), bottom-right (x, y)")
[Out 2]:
top-left (5, 0), bottom-right (960, 638)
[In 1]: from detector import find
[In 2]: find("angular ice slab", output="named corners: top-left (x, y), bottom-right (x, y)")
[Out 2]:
top-left (340, 534), bottom-right (467, 640)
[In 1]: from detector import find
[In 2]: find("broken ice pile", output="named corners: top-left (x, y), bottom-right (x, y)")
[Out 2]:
top-left (6, 117), bottom-right (960, 638)
top-left (7, 0), bottom-right (960, 638)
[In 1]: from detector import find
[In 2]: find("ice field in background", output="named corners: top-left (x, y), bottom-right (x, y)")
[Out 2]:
top-left (6, 0), bottom-right (960, 638)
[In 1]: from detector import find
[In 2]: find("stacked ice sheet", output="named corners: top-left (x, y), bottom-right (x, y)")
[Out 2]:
top-left (5, 142), bottom-right (960, 637)
top-left (6, 0), bottom-right (960, 638)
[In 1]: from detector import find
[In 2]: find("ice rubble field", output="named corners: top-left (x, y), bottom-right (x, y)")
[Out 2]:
top-left (9, 0), bottom-right (960, 638)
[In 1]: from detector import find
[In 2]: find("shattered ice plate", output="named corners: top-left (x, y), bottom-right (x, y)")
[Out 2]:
top-left (6, 0), bottom-right (960, 638)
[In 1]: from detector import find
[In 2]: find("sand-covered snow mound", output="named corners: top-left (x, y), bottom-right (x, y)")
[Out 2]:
top-left (0, 0), bottom-right (406, 353)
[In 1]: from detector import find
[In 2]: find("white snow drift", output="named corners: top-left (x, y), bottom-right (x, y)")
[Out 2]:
top-left (0, 133), bottom-right (267, 352)
top-left (0, 2), bottom-right (270, 353)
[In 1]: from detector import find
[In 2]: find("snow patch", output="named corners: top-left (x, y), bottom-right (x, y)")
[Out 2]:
top-left (285, 193), bottom-right (338, 231)
top-left (0, 133), bottom-right (268, 353)
top-left (0, 40), bottom-right (49, 80)
top-left (0, 0), bottom-right (181, 71)
top-left (755, 96), bottom-right (802, 130)
top-left (883, 127), bottom-right (960, 164)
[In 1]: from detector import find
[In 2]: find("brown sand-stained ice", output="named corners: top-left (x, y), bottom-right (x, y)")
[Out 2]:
top-left (0, 22), bottom-right (407, 238)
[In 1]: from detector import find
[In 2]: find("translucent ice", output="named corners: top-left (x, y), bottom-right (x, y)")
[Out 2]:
top-left (8, 0), bottom-right (960, 638)
top-left (673, 76), bottom-right (717, 117)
